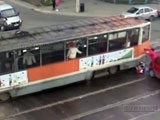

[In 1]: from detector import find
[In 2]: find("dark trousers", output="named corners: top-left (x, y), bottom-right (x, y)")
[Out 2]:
top-left (52, 2), bottom-right (56, 10)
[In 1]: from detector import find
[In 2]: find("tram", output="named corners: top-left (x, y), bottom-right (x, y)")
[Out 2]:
top-left (0, 16), bottom-right (151, 101)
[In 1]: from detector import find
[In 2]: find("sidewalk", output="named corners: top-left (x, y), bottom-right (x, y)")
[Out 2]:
top-left (9, 0), bottom-right (160, 17)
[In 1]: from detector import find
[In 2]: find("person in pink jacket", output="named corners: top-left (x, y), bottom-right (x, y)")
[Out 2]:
top-left (144, 48), bottom-right (157, 69)
top-left (144, 48), bottom-right (157, 61)
top-left (56, 0), bottom-right (60, 6)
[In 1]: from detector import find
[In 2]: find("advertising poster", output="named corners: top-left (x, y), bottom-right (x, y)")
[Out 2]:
top-left (0, 74), bottom-right (11, 89)
top-left (0, 71), bottom-right (28, 89)
top-left (79, 48), bottom-right (134, 70)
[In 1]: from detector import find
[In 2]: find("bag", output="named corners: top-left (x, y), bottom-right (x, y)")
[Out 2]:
top-left (136, 65), bottom-right (144, 75)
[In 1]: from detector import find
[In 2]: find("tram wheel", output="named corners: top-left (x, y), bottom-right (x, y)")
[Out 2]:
top-left (108, 66), bottom-right (118, 74)
top-left (0, 92), bottom-right (10, 101)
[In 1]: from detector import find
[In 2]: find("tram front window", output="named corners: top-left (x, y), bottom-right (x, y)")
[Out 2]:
top-left (142, 25), bottom-right (149, 43)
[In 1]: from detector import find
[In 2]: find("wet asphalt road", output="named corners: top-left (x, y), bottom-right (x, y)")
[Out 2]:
top-left (1, 68), bottom-right (160, 120)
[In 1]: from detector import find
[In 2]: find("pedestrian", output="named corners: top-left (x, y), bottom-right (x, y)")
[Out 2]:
top-left (144, 48), bottom-right (157, 68)
top-left (51, 0), bottom-right (56, 10)
top-left (55, 0), bottom-right (60, 11)
top-left (144, 48), bottom-right (157, 61)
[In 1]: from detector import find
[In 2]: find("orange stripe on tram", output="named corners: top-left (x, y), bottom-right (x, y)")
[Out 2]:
top-left (27, 59), bottom-right (79, 82)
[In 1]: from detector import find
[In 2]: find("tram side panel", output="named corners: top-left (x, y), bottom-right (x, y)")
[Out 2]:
top-left (0, 17), bottom-right (151, 99)
top-left (0, 40), bottom-right (150, 98)
top-left (28, 59), bottom-right (79, 82)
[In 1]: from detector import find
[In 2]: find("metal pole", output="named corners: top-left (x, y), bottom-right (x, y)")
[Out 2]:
top-left (76, 0), bottom-right (80, 13)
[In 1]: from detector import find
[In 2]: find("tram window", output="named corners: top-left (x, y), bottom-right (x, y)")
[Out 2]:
top-left (127, 28), bottom-right (139, 47)
top-left (0, 51), bottom-right (14, 74)
top-left (76, 38), bottom-right (87, 57)
top-left (13, 47), bottom-right (40, 71)
top-left (88, 34), bottom-right (107, 56)
top-left (13, 50), bottom-right (24, 71)
top-left (41, 44), bottom-right (54, 65)
top-left (108, 31), bottom-right (127, 51)
top-left (118, 31), bottom-right (127, 48)
top-left (41, 42), bottom-right (64, 65)
top-left (21, 47), bottom-right (40, 69)
top-left (66, 38), bottom-right (87, 59)
top-left (108, 32), bottom-right (117, 51)
top-left (52, 42), bottom-right (64, 62)
top-left (88, 36), bottom-right (98, 44)
top-left (142, 25), bottom-right (149, 43)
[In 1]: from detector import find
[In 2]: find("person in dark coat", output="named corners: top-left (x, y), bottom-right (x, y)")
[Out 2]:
top-left (52, 0), bottom-right (56, 10)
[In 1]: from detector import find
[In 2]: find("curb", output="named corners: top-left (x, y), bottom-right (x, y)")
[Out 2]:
top-left (9, 0), bottom-right (106, 17)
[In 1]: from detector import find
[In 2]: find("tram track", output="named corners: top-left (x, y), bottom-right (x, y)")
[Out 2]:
top-left (0, 77), bottom-right (154, 120)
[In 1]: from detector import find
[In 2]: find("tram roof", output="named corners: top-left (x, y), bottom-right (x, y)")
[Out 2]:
top-left (0, 16), bottom-right (149, 52)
